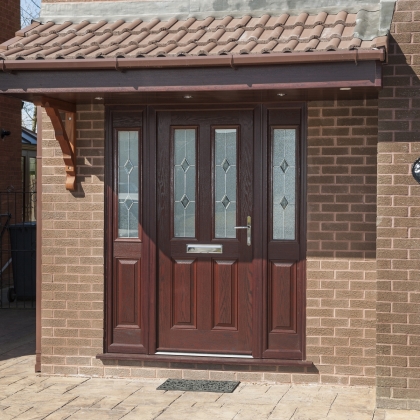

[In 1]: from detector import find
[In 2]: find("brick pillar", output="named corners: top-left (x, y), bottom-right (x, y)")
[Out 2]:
top-left (0, 0), bottom-right (21, 192)
top-left (376, 0), bottom-right (420, 410)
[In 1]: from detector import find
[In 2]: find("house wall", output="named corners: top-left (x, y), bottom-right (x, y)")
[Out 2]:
top-left (40, 99), bottom-right (378, 385)
top-left (376, 0), bottom-right (420, 410)
top-left (306, 97), bottom-right (378, 386)
top-left (0, 0), bottom-right (23, 284)
top-left (40, 104), bottom-right (106, 375)
top-left (0, 0), bottom-right (21, 192)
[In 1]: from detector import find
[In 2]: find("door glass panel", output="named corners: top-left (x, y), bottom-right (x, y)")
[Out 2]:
top-left (174, 129), bottom-right (196, 237)
top-left (273, 129), bottom-right (296, 240)
top-left (118, 131), bottom-right (139, 238)
top-left (215, 129), bottom-right (237, 238)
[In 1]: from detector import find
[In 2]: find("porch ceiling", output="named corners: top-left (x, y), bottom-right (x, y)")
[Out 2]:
top-left (1, 86), bottom-right (381, 106)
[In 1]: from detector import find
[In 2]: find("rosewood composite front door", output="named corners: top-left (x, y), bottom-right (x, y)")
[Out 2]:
top-left (157, 109), bottom-right (255, 355)
top-left (106, 105), bottom-right (305, 361)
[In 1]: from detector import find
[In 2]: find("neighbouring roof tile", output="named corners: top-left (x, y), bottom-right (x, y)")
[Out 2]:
top-left (0, 10), bottom-right (388, 61)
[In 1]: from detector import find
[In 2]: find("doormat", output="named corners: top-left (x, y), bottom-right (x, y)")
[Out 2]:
top-left (157, 379), bottom-right (240, 393)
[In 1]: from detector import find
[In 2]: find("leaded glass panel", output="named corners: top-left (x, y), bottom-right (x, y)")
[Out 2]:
top-left (215, 129), bottom-right (237, 238)
top-left (174, 129), bottom-right (196, 237)
top-left (118, 131), bottom-right (139, 238)
top-left (273, 129), bottom-right (296, 240)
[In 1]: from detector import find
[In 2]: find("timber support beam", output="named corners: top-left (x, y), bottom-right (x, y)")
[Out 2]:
top-left (34, 96), bottom-right (77, 190)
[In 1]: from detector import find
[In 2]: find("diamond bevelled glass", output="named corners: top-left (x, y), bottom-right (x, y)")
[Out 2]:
top-left (273, 129), bottom-right (296, 240)
top-left (124, 159), bottom-right (134, 174)
top-left (174, 129), bottom-right (196, 237)
top-left (181, 194), bottom-right (190, 208)
top-left (222, 158), bottom-right (230, 173)
top-left (118, 131), bottom-right (139, 238)
top-left (181, 158), bottom-right (190, 172)
top-left (124, 197), bottom-right (134, 210)
top-left (215, 129), bottom-right (237, 238)
top-left (280, 159), bottom-right (289, 173)
top-left (221, 195), bottom-right (230, 208)
top-left (280, 196), bottom-right (288, 209)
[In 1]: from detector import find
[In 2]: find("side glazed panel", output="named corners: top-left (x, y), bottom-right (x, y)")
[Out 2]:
top-left (268, 261), bottom-right (296, 333)
top-left (263, 107), bottom-right (305, 360)
top-left (172, 259), bottom-right (196, 329)
top-left (212, 260), bottom-right (238, 330)
top-left (107, 110), bottom-right (146, 354)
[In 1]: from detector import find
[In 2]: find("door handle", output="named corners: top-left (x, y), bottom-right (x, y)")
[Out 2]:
top-left (234, 216), bottom-right (251, 246)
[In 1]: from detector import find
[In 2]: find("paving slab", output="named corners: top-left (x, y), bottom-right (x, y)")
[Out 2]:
top-left (378, 409), bottom-right (420, 420)
top-left (2, 309), bottom-right (420, 420)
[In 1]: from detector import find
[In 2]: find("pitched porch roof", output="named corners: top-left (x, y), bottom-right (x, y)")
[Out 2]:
top-left (0, 9), bottom-right (390, 62)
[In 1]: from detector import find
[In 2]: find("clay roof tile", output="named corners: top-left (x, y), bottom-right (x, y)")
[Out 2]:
top-left (273, 39), bottom-right (299, 53)
top-left (113, 19), bottom-right (143, 35)
top-left (207, 16), bottom-right (234, 31)
top-left (150, 17), bottom-right (178, 33)
top-left (294, 38), bottom-right (320, 52)
top-left (169, 17), bottom-right (196, 33)
top-left (170, 43), bottom-right (200, 56)
top-left (320, 24), bottom-right (345, 40)
top-left (259, 27), bottom-right (284, 42)
top-left (225, 15), bottom-right (252, 30)
top-left (188, 17), bottom-right (215, 32)
top-left (15, 21), bottom-right (41, 37)
top-left (300, 25), bottom-right (324, 41)
top-left (219, 28), bottom-right (245, 44)
top-left (0, 10), bottom-right (388, 61)
top-left (265, 14), bottom-right (289, 29)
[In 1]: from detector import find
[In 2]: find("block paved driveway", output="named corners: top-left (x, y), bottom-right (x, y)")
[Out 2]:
top-left (1, 310), bottom-right (419, 420)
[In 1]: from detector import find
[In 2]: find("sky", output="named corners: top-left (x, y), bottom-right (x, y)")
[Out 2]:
top-left (21, 0), bottom-right (41, 27)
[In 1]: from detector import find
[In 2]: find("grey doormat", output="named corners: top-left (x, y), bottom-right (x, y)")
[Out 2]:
top-left (157, 379), bottom-right (240, 393)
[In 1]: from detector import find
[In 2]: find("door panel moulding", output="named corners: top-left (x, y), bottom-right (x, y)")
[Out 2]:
top-left (33, 96), bottom-right (77, 190)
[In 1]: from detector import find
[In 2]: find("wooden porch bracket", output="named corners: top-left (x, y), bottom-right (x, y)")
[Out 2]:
top-left (33, 96), bottom-right (77, 190)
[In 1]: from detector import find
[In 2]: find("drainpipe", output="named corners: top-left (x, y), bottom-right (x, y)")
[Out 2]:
top-left (35, 106), bottom-right (42, 373)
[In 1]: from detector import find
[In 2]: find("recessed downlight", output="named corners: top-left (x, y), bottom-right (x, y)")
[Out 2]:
top-left (184, 95), bottom-right (193, 99)
top-left (340, 88), bottom-right (351, 91)
top-left (95, 96), bottom-right (104, 100)
top-left (277, 93), bottom-right (286, 97)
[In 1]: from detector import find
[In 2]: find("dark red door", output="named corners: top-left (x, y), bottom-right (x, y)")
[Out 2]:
top-left (157, 109), bottom-right (255, 355)
top-left (106, 105), bottom-right (306, 361)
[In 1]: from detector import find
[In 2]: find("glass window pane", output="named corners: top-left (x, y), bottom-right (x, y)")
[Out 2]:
top-left (174, 129), bottom-right (196, 237)
top-left (118, 131), bottom-right (139, 238)
top-left (273, 129), bottom-right (296, 240)
top-left (215, 129), bottom-right (237, 238)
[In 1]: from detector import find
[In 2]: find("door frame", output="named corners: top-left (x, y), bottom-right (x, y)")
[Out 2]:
top-left (104, 102), bottom-right (307, 363)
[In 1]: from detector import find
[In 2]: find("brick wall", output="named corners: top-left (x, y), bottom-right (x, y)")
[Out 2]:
top-left (0, 0), bottom-right (22, 280)
top-left (0, 0), bottom-right (21, 192)
top-left (0, 0), bottom-right (19, 39)
top-left (40, 99), bottom-right (379, 385)
top-left (41, 105), bottom-right (105, 375)
top-left (306, 97), bottom-right (378, 386)
top-left (376, 0), bottom-right (420, 410)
